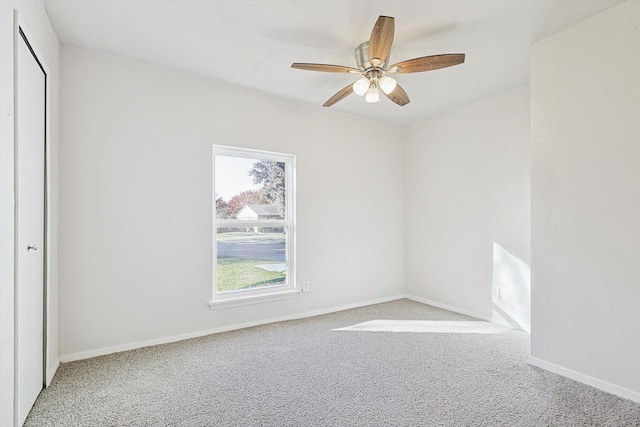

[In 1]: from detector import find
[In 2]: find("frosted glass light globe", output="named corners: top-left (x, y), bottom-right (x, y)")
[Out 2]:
top-left (365, 86), bottom-right (380, 103)
top-left (379, 76), bottom-right (397, 94)
top-left (353, 77), bottom-right (370, 96)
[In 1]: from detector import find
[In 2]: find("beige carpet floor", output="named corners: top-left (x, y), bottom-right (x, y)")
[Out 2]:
top-left (25, 299), bottom-right (640, 426)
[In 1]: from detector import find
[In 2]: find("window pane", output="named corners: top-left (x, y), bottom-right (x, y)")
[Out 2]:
top-left (216, 227), bottom-right (286, 292)
top-left (215, 155), bottom-right (286, 220)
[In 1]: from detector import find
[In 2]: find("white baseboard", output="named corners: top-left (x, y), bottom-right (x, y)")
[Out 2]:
top-left (405, 294), bottom-right (492, 322)
top-left (528, 356), bottom-right (640, 403)
top-left (60, 294), bottom-right (407, 363)
top-left (56, 295), bottom-right (640, 405)
top-left (46, 359), bottom-right (59, 386)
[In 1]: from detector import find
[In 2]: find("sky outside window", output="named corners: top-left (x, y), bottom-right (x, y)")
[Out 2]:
top-left (215, 155), bottom-right (262, 201)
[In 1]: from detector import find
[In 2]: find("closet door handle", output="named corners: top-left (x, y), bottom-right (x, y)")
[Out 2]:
top-left (27, 244), bottom-right (37, 251)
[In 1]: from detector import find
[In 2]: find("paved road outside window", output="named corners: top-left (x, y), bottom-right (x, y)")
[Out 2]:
top-left (217, 240), bottom-right (285, 261)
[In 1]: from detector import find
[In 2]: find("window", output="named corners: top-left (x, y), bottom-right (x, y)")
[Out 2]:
top-left (209, 146), bottom-right (296, 309)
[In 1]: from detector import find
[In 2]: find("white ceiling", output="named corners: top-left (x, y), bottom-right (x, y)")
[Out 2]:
top-left (42, 0), bottom-right (623, 124)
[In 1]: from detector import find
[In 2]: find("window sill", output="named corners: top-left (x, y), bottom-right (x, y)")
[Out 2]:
top-left (209, 289), bottom-right (300, 310)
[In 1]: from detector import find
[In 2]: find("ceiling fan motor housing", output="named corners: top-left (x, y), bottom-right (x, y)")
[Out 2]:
top-left (356, 41), bottom-right (389, 80)
top-left (355, 42), bottom-right (372, 70)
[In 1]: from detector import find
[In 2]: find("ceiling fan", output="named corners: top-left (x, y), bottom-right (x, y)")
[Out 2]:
top-left (291, 16), bottom-right (465, 107)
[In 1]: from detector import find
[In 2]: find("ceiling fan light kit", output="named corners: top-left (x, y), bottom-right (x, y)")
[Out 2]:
top-left (291, 16), bottom-right (465, 108)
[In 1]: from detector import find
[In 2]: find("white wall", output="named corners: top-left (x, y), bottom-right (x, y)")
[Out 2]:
top-left (0, 0), bottom-right (59, 425)
top-left (530, 0), bottom-right (640, 401)
top-left (59, 46), bottom-right (405, 358)
top-left (404, 85), bottom-right (531, 328)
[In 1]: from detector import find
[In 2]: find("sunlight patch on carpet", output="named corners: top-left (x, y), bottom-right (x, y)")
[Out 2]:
top-left (332, 319), bottom-right (510, 334)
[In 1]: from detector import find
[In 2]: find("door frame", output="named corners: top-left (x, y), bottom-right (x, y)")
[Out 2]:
top-left (13, 13), bottom-right (50, 426)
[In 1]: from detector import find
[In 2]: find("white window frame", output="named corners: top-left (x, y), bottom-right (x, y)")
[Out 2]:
top-left (209, 145), bottom-right (297, 309)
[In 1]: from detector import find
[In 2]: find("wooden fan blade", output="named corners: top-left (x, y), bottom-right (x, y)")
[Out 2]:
top-left (323, 83), bottom-right (354, 107)
top-left (291, 63), bottom-right (361, 73)
top-left (369, 16), bottom-right (394, 64)
top-left (389, 53), bottom-right (465, 74)
top-left (382, 83), bottom-right (410, 106)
